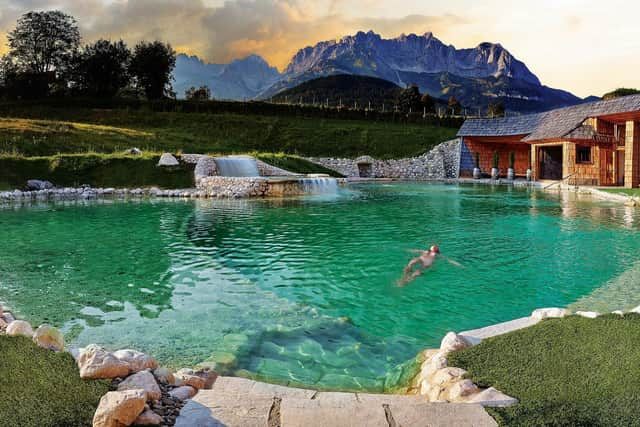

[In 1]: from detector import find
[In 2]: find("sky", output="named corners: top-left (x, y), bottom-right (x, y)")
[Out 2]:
top-left (0, 0), bottom-right (638, 97)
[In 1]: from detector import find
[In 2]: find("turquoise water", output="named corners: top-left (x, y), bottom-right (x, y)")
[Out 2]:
top-left (1, 183), bottom-right (640, 392)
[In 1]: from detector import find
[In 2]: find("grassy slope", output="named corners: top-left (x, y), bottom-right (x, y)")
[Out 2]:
top-left (0, 335), bottom-right (109, 427)
top-left (449, 315), bottom-right (640, 427)
top-left (0, 108), bottom-right (458, 159)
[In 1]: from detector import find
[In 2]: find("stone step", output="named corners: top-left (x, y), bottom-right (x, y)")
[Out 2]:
top-left (175, 377), bottom-right (498, 427)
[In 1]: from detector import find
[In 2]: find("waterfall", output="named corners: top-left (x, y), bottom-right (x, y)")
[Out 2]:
top-left (301, 177), bottom-right (338, 194)
top-left (214, 157), bottom-right (260, 177)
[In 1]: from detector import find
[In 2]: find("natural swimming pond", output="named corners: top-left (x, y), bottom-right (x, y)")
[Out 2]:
top-left (1, 183), bottom-right (640, 392)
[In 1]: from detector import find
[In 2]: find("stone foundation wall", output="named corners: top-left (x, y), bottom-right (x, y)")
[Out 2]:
top-left (255, 160), bottom-right (298, 177)
top-left (197, 176), bottom-right (308, 198)
top-left (305, 139), bottom-right (461, 179)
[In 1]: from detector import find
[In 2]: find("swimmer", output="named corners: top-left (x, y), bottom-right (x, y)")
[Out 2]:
top-left (397, 245), bottom-right (462, 287)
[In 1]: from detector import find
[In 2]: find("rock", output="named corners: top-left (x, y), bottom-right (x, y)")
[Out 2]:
top-left (6, 320), bottom-right (34, 337)
top-left (576, 311), bottom-right (600, 319)
top-left (118, 370), bottom-right (161, 401)
top-left (447, 379), bottom-right (479, 401)
top-left (421, 351), bottom-right (447, 378)
top-left (32, 324), bottom-right (64, 351)
top-left (175, 369), bottom-right (206, 390)
top-left (93, 390), bottom-right (146, 427)
top-left (25, 179), bottom-right (54, 191)
top-left (440, 332), bottom-right (471, 354)
top-left (466, 387), bottom-right (518, 407)
top-left (2, 311), bottom-right (15, 324)
top-left (157, 153), bottom-right (179, 167)
top-left (168, 386), bottom-right (197, 401)
top-left (113, 349), bottom-right (158, 373)
top-left (531, 307), bottom-right (570, 320)
top-left (431, 367), bottom-right (467, 386)
top-left (133, 409), bottom-right (163, 426)
top-left (0, 317), bottom-right (7, 331)
top-left (630, 305), bottom-right (640, 314)
top-left (612, 310), bottom-right (624, 316)
top-left (420, 380), bottom-right (443, 401)
top-left (78, 345), bottom-right (130, 379)
top-left (128, 148), bottom-right (142, 155)
top-left (152, 367), bottom-right (175, 385)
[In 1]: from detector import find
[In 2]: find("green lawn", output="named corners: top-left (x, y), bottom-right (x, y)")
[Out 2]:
top-left (0, 107), bottom-right (458, 159)
top-left (0, 335), bottom-right (109, 427)
top-left (449, 315), bottom-right (640, 426)
top-left (600, 188), bottom-right (640, 197)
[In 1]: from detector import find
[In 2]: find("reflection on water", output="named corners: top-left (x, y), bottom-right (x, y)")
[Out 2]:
top-left (0, 184), bottom-right (639, 392)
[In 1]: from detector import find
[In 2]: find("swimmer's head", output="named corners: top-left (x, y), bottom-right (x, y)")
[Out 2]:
top-left (430, 245), bottom-right (440, 254)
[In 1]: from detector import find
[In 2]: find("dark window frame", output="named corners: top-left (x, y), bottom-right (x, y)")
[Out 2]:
top-left (576, 145), bottom-right (592, 164)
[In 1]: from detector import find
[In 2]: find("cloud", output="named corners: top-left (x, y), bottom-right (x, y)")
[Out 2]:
top-left (0, 0), bottom-right (466, 69)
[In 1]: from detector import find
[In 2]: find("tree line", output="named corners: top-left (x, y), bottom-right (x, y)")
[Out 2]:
top-left (0, 11), bottom-right (176, 100)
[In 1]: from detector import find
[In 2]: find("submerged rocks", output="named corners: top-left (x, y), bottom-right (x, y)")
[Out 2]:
top-left (6, 320), bottom-right (34, 337)
top-left (93, 390), bottom-right (146, 427)
top-left (117, 370), bottom-right (161, 401)
top-left (78, 345), bottom-right (130, 379)
top-left (32, 324), bottom-right (64, 351)
top-left (158, 153), bottom-right (179, 167)
top-left (113, 349), bottom-right (158, 374)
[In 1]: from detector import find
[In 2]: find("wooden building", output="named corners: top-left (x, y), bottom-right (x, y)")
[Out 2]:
top-left (457, 95), bottom-right (640, 187)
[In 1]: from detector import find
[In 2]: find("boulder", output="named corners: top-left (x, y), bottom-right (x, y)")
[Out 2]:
top-left (168, 385), bottom-right (197, 401)
top-left (612, 310), bottom-right (624, 316)
top-left (440, 332), bottom-right (471, 354)
top-left (630, 305), bottom-right (640, 314)
top-left (128, 148), bottom-right (142, 155)
top-left (118, 370), bottom-right (161, 401)
top-left (2, 311), bottom-right (15, 324)
top-left (466, 387), bottom-right (518, 407)
top-left (157, 153), bottom-right (179, 167)
top-left (6, 320), bottom-right (34, 337)
top-left (32, 324), bottom-right (64, 351)
top-left (175, 368), bottom-right (206, 390)
top-left (447, 379), bottom-right (479, 401)
top-left (152, 367), bottom-right (175, 385)
top-left (78, 345), bottom-right (130, 379)
top-left (0, 317), bottom-right (7, 331)
top-left (133, 409), bottom-right (163, 426)
top-left (576, 311), bottom-right (600, 319)
top-left (113, 349), bottom-right (158, 374)
top-left (431, 367), bottom-right (467, 386)
top-left (25, 179), bottom-right (54, 191)
top-left (420, 351), bottom-right (447, 379)
top-left (93, 390), bottom-right (146, 427)
top-left (531, 307), bottom-right (570, 320)
top-left (420, 381), bottom-right (443, 401)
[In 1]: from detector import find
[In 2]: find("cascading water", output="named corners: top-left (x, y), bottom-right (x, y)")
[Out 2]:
top-left (215, 157), bottom-right (260, 177)
top-left (301, 177), bottom-right (338, 194)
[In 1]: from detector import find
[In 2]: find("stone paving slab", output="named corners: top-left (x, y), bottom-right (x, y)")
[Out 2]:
top-left (460, 316), bottom-right (539, 345)
top-left (175, 392), bottom-right (274, 427)
top-left (388, 403), bottom-right (498, 427)
top-left (356, 392), bottom-right (425, 405)
top-left (280, 398), bottom-right (389, 427)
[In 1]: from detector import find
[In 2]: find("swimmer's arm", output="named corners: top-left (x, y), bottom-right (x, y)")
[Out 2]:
top-left (407, 249), bottom-right (424, 254)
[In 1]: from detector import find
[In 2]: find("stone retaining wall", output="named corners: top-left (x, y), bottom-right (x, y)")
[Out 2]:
top-left (306, 138), bottom-right (461, 179)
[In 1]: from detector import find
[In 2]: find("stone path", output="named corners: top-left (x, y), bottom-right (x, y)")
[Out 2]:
top-left (175, 376), bottom-right (498, 427)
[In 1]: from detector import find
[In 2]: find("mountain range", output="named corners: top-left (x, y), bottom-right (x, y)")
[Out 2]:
top-left (173, 31), bottom-right (589, 113)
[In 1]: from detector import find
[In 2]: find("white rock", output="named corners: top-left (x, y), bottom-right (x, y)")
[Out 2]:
top-left (113, 349), bottom-right (158, 374)
top-left (531, 307), bottom-right (570, 320)
top-left (168, 385), bottom-right (197, 401)
top-left (431, 367), bottom-right (467, 386)
top-left (158, 153), bottom-right (179, 167)
top-left (466, 387), bottom-right (518, 407)
top-left (93, 390), bottom-right (146, 427)
top-left (420, 381), bottom-right (442, 401)
top-left (133, 409), bottom-right (163, 426)
top-left (2, 312), bottom-right (16, 323)
top-left (419, 350), bottom-right (448, 383)
top-left (6, 320), bottom-right (34, 337)
top-left (32, 324), bottom-right (64, 351)
top-left (576, 311), bottom-right (600, 319)
top-left (118, 370), bottom-right (161, 401)
top-left (447, 379), bottom-right (479, 401)
top-left (630, 305), bottom-right (640, 314)
top-left (612, 310), bottom-right (624, 316)
top-left (440, 332), bottom-right (471, 354)
top-left (152, 367), bottom-right (176, 385)
top-left (78, 345), bottom-right (130, 379)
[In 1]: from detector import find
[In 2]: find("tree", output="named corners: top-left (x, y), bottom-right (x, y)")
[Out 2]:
top-left (185, 85), bottom-right (212, 101)
top-left (420, 93), bottom-right (435, 114)
top-left (7, 11), bottom-right (80, 74)
top-left (0, 54), bottom-right (50, 99)
top-left (448, 96), bottom-right (462, 115)
top-left (487, 101), bottom-right (505, 118)
top-left (71, 40), bottom-right (131, 98)
top-left (602, 88), bottom-right (640, 100)
top-left (130, 41), bottom-right (176, 99)
top-left (396, 84), bottom-right (422, 113)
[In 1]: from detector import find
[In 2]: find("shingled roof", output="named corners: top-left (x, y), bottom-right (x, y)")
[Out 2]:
top-left (457, 94), bottom-right (640, 142)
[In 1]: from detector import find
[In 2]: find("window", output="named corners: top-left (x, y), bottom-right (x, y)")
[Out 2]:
top-left (576, 145), bottom-right (592, 164)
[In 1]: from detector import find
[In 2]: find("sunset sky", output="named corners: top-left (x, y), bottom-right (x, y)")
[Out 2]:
top-left (0, 0), bottom-right (638, 97)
